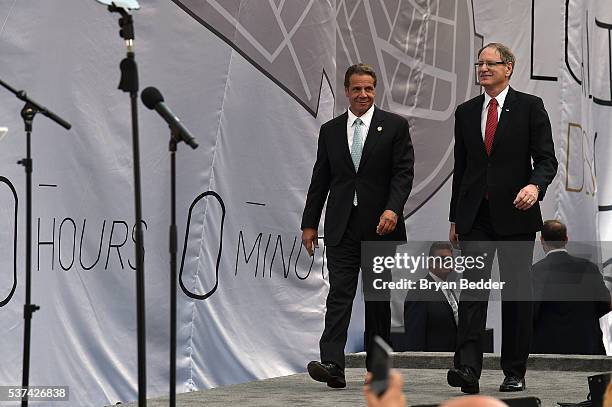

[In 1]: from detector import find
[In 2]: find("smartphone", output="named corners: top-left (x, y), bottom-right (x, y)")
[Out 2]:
top-left (370, 336), bottom-right (393, 396)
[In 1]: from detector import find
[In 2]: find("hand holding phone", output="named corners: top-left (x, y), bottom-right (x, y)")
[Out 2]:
top-left (364, 370), bottom-right (406, 407)
top-left (370, 336), bottom-right (393, 396)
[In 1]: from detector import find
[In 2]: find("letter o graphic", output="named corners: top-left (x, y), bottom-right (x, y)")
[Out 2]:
top-left (179, 191), bottom-right (225, 300)
top-left (0, 176), bottom-right (18, 307)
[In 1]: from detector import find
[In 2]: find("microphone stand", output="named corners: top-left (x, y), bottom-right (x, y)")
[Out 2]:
top-left (167, 121), bottom-right (197, 407)
top-left (106, 4), bottom-right (147, 406)
top-left (0, 78), bottom-right (71, 407)
top-left (169, 131), bottom-right (178, 407)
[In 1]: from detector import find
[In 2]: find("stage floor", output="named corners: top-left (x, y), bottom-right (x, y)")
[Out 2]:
top-left (117, 368), bottom-right (600, 406)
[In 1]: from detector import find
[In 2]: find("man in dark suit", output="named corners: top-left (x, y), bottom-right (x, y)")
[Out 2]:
top-left (404, 242), bottom-right (458, 351)
top-left (532, 220), bottom-right (611, 355)
top-left (446, 43), bottom-right (558, 394)
top-left (301, 63), bottom-right (414, 388)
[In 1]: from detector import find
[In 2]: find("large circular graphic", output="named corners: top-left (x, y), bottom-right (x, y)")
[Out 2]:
top-left (171, 0), bottom-right (482, 217)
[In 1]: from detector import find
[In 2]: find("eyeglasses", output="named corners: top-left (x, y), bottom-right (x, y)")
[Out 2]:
top-left (474, 61), bottom-right (507, 68)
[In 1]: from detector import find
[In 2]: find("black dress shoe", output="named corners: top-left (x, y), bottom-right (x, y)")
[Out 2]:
top-left (307, 361), bottom-right (346, 388)
top-left (499, 376), bottom-right (525, 392)
top-left (447, 366), bottom-right (480, 394)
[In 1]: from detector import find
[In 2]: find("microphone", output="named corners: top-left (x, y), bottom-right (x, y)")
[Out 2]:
top-left (141, 87), bottom-right (198, 149)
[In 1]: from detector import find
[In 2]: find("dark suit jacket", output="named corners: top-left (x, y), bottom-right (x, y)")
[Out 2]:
top-left (532, 251), bottom-right (611, 355)
top-left (449, 87), bottom-right (558, 235)
top-left (301, 107), bottom-right (414, 246)
top-left (403, 274), bottom-right (457, 351)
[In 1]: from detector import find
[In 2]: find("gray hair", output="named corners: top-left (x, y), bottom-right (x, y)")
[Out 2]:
top-left (478, 42), bottom-right (516, 77)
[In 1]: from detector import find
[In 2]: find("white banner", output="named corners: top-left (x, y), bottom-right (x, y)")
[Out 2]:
top-left (0, 1), bottom-right (610, 406)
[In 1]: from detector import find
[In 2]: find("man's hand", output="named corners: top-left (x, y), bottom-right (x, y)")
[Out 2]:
top-left (513, 184), bottom-right (539, 211)
top-left (364, 370), bottom-right (406, 407)
top-left (301, 228), bottom-right (318, 256)
top-left (377, 210), bottom-right (398, 235)
top-left (449, 223), bottom-right (458, 244)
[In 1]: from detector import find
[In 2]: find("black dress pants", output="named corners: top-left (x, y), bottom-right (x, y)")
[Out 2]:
top-left (454, 200), bottom-right (535, 379)
top-left (319, 206), bottom-right (391, 370)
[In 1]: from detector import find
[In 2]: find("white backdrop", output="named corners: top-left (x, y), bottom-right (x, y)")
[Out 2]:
top-left (0, 1), bottom-right (610, 406)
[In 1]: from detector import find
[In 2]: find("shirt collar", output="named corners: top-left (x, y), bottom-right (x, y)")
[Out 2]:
top-left (483, 85), bottom-right (509, 109)
top-left (545, 248), bottom-right (568, 256)
top-left (347, 104), bottom-right (375, 128)
top-left (428, 271), bottom-right (446, 283)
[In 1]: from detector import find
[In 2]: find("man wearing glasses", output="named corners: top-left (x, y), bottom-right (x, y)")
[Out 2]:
top-left (446, 43), bottom-right (557, 394)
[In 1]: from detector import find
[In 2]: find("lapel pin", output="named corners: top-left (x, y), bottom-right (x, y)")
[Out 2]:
top-left (377, 126), bottom-right (383, 132)
top-left (505, 108), bottom-right (510, 112)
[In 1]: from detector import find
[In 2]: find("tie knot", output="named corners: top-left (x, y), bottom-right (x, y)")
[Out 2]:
top-left (489, 98), bottom-right (498, 107)
top-left (353, 118), bottom-right (363, 126)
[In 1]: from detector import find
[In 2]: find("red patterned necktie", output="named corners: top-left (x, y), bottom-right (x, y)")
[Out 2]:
top-left (484, 98), bottom-right (498, 155)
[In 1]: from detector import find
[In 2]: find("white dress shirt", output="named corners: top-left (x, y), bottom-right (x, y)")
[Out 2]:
top-left (347, 104), bottom-right (375, 149)
top-left (481, 85), bottom-right (509, 140)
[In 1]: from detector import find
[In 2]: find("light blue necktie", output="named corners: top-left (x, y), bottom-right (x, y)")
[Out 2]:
top-left (351, 118), bottom-right (363, 206)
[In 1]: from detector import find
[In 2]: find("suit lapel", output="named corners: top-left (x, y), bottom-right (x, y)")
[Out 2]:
top-left (427, 274), bottom-right (457, 324)
top-left (468, 94), bottom-right (487, 157)
top-left (359, 107), bottom-right (383, 170)
top-left (490, 87), bottom-right (517, 156)
top-left (334, 111), bottom-right (356, 173)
